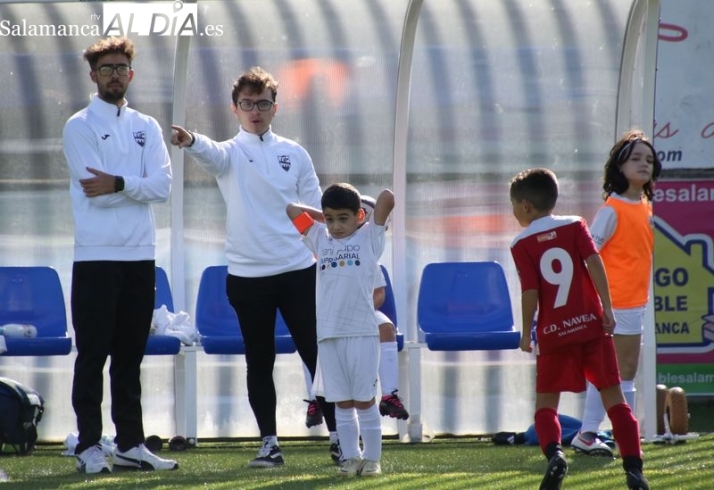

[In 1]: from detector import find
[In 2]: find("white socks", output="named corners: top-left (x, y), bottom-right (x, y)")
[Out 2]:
top-left (621, 379), bottom-right (636, 411)
top-left (335, 407), bottom-right (360, 460)
top-left (580, 381), bottom-right (606, 434)
top-left (335, 405), bottom-right (383, 461)
top-left (357, 405), bottom-right (382, 461)
top-left (379, 341), bottom-right (399, 396)
top-left (302, 363), bottom-right (314, 400)
top-left (581, 379), bottom-right (637, 434)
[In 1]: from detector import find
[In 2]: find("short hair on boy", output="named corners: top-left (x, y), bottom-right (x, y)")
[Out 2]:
top-left (231, 66), bottom-right (279, 105)
top-left (84, 37), bottom-right (135, 70)
top-left (321, 183), bottom-right (361, 213)
top-left (509, 168), bottom-right (559, 212)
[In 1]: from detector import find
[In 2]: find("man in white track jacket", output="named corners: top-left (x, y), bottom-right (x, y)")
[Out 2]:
top-left (171, 66), bottom-right (338, 467)
top-left (63, 37), bottom-right (176, 475)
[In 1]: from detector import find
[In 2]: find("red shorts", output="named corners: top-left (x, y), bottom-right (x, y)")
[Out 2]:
top-left (536, 335), bottom-right (621, 393)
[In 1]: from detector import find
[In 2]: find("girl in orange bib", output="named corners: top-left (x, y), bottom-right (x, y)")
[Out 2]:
top-left (573, 130), bottom-right (663, 456)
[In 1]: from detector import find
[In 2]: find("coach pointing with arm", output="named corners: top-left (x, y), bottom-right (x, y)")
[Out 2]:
top-left (171, 66), bottom-right (339, 467)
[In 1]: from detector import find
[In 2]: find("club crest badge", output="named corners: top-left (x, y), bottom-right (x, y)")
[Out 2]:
top-left (278, 155), bottom-right (291, 171)
top-left (133, 130), bottom-right (146, 147)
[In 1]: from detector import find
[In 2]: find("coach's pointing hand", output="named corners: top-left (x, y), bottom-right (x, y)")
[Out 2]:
top-left (170, 125), bottom-right (195, 148)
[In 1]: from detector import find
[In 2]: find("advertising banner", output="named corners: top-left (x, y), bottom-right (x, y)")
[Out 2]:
top-left (654, 1), bottom-right (714, 394)
top-left (654, 181), bottom-right (714, 394)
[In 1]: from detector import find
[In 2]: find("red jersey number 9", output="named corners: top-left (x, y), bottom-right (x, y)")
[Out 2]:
top-left (539, 247), bottom-right (573, 309)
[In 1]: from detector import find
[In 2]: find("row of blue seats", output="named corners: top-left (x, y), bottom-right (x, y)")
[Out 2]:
top-left (191, 265), bottom-right (405, 355)
top-left (0, 261), bottom-right (520, 357)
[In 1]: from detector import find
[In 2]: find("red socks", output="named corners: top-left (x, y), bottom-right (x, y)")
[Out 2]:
top-left (534, 407), bottom-right (561, 456)
top-left (607, 402), bottom-right (642, 458)
top-left (534, 403), bottom-right (641, 460)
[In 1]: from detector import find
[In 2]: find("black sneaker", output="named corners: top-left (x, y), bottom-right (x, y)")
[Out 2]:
top-left (540, 451), bottom-right (568, 490)
top-left (626, 469), bottom-right (650, 490)
top-left (248, 442), bottom-right (284, 468)
top-left (379, 390), bottom-right (409, 420)
top-left (330, 440), bottom-right (342, 464)
top-left (305, 399), bottom-right (324, 428)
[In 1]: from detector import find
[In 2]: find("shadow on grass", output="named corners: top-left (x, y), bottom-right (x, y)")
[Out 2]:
top-left (0, 435), bottom-right (712, 489)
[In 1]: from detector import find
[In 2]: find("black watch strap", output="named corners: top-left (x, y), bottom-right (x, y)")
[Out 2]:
top-left (114, 176), bottom-right (125, 193)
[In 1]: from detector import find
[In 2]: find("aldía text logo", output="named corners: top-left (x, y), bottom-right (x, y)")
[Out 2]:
top-left (103, 1), bottom-right (209, 37)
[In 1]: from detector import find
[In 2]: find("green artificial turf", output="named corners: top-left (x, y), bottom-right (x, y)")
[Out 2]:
top-left (0, 433), bottom-right (712, 489)
top-left (0, 398), bottom-right (710, 488)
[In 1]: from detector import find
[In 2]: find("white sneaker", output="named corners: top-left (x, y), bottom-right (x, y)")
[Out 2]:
top-left (76, 445), bottom-right (111, 474)
top-left (113, 444), bottom-right (179, 471)
top-left (361, 459), bottom-right (382, 476)
top-left (338, 457), bottom-right (364, 476)
top-left (571, 432), bottom-right (614, 457)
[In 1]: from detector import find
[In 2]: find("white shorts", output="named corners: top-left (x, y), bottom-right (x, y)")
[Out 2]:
top-left (312, 336), bottom-right (379, 403)
top-left (613, 306), bottom-right (646, 336)
top-left (375, 310), bottom-right (394, 328)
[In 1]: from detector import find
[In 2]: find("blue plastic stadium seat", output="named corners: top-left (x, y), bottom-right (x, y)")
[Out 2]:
top-left (155, 266), bottom-right (175, 312)
top-left (195, 265), bottom-right (296, 355)
top-left (145, 266), bottom-right (182, 355)
top-left (378, 265), bottom-right (403, 351)
top-left (417, 261), bottom-right (520, 351)
top-left (0, 266), bottom-right (72, 356)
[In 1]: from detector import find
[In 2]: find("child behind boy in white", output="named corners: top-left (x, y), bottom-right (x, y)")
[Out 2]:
top-left (287, 183), bottom-right (395, 476)
top-left (300, 196), bottom-right (408, 428)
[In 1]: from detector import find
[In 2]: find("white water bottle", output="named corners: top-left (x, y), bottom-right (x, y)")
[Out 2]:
top-left (0, 324), bottom-right (38, 338)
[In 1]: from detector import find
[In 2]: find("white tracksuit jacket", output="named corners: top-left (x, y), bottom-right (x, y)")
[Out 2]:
top-left (63, 95), bottom-right (172, 261)
top-left (187, 127), bottom-right (322, 277)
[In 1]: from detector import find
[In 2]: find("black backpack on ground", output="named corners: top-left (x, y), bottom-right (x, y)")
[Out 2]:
top-left (0, 377), bottom-right (44, 455)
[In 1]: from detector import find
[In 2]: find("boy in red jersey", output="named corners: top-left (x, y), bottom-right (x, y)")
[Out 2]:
top-left (509, 168), bottom-right (648, 490)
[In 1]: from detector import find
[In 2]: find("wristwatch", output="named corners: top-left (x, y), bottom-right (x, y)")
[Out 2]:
top-left (114, 176), bottom-right (125, 193)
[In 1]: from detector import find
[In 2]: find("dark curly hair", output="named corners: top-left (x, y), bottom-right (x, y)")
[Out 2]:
top-left (603, 130), bottom-right (662, 201)
top-left (83, 37), bottom-right (135, 70)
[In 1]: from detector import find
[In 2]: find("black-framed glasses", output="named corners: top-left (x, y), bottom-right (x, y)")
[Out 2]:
top-left (237, 99), bottom-right (274, 112)
top-left (96, 64), bottom-right (131, 77)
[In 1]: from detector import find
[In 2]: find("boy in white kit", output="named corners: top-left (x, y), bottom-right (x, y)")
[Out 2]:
top-left (287, 183), bottom-right (395, 476)
top-left (301, 196), bottom-right (408, 428)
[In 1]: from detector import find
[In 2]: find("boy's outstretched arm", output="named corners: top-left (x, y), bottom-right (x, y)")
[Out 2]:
top-left (520, 289), bottom-right (538, 353)
top-left (585, 254), bottom-right (616, 334)
top-left (286, 203), bottom-right (323, 235)
top-left (373, 189), bottom-right (395, 226)
top-left (286, 203), bottom-right (323, 221)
